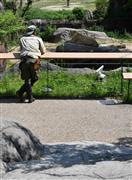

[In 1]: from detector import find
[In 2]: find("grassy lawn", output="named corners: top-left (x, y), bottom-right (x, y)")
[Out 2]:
top-left (33, 0), bottom-right (96, 11)
top-left (0, 70), bottom-right (131, 102)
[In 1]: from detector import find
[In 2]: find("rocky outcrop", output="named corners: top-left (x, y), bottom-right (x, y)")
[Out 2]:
top-left (0, 120), bottom-right (43, 173)
top-left (54, 27), bottom-right (123, 54)
top-left (2, 142), bottom-right (132, 179)
top-left (56, 42), bottom-right (119, 52)
top-left (53, 28), bottom-right (111, 45)
top-left (0, 160), bottom-right (7, 174)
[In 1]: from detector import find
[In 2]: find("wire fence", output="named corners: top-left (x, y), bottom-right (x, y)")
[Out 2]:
top-left (0, 58), bottom-right (132, 101)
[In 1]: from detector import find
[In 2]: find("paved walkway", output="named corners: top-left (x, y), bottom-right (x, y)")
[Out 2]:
top-left (1, 99), bottom-right (132, 144)
top-left (1, 99), bottom-right (132, 180)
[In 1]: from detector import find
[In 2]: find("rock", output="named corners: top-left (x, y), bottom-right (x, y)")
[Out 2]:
top-left (40, 61), bottom-right (61, 71)
top-left (67, 67), bottom-right (95, 74)
top-left (110, 66), bottom-right (132, 72)
top-left (98, 44), bottom-right (119, 52)
top-left (2, 142), bottom-right (132, 179)
top-left (0, 160), bottom-right (7, 174)
top-left (1, 120), bottom-right (43, 166)
top-left (53, 28), bottom-right (111, 46)
top-left (56, 42), bottom-right (95, 52)
top-left (84, 10), bottom-right (94, 22)
top-left (56, 42), bottom-right (119, 52)
top-left (6, 61), bottom-right (61, 75)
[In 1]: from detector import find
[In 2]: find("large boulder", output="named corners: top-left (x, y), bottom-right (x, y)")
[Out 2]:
top-left (53, 28), bottom-right (111, 46)
top-left (56, 42), bottom-right (119, 52)
top-left (0, 120), bottom-right (43, 172)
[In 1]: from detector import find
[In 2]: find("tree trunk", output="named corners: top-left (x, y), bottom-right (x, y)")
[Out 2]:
top-left (21, 0), bottom-right (32, 17)
top-left (0, 0), bottom-right (4, 11)
top-left (0, 44), bottom-right (7, 73)
top-left (67, 0), bottom-right (70, 7)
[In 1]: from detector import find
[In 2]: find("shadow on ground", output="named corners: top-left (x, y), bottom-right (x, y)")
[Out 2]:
top-left (11, 138), bottom-right (132, 174)
top-left (113, 137), bottom-right (132, 148)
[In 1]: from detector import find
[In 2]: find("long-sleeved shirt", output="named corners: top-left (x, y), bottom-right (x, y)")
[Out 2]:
top-left (20, 35), bottom-right (46, 60)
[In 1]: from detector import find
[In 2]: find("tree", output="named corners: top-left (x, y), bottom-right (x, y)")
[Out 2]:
top-left (1, 0), bottom-right (33, 16)
top-left (0, 0), bottom-right (4, 12)
top-left (0, 1), bottom-right (25, 72)
top-left (0, 11), bottom-right (24, 40)
top-left (66, 0), bottom-right (70, 7)
top-left (21, 0), bottom-right (32, 17)
top-left (106, 0), bottom-right (132, 18)
top-left (105, 0), bottom-right (132, 31)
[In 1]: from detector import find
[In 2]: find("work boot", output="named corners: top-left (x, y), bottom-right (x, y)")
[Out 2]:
top-left (16, 90), bottom-right (25, 103)
top-left (28, 97), bottom-right (35, 103)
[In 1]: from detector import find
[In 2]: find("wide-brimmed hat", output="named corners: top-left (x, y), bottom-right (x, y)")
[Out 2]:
top-left (26, 25), bottom-right (36, 35)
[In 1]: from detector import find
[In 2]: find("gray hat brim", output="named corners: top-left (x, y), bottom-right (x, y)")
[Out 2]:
top-left (25, 25), bottom-right (36, 36)
top-left (25, 30), bottom-right (34, 36)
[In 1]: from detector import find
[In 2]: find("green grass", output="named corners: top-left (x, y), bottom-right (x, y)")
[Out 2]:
top-left (24, 8), bottom-right (75, 20)
top-left (0, 70), bottom-right (132, 102)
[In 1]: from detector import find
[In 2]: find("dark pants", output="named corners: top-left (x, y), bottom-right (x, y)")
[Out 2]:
top-left (18, 57), bottom-right (38, 100)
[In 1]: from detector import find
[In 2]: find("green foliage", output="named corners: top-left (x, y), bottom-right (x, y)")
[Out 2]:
top-left (0, 11), bottom-right (25, 43)
top-left (39, 25), bottom-right (57, 42)
top-left (106, 30), bottom-right (132, 40)
top-left (93, 0), bottom-right (109, 19)
top-left (24, 8), bottom-right (75, 20)
top-left (4, 1), bottom-right (14, 10)
top-left (89, 25), bottom-right (105, 32)
top-left (24, 7), bottom-right (86, 21)
top-left (72, 7), bottom-right (84, 20)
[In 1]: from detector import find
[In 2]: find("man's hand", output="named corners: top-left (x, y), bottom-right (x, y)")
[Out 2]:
top-left (34, 58), bottom-right (41, 71)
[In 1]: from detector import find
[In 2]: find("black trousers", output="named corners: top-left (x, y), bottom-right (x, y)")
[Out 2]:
top-left (18, 58), bottom-right (38, 99)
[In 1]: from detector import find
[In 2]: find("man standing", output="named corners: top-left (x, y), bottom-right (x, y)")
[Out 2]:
top-left (16, 25), bottom-right (46, 103)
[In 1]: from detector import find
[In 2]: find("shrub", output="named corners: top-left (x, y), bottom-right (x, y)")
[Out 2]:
top-left (106, 30), bottom-right (132, 40)
top-left (89, 25), bottom-right (104, 32)
top-left (0, 11), bottom-right (25, 44)
top-left (93, 0), bottom-right (109, 19)
top-left (72, 7), bottom-right (84, 20)
top-left (24, 8), bottom-right (75, 21)
top-left (39, 25), bottom-right (57, 42)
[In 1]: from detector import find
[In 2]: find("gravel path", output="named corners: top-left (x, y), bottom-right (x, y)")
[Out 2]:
top-left (1, 99), bottom-right (132, 144)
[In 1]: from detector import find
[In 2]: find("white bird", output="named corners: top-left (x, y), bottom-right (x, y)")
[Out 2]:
top-left (96, 65), bottom-right (106, 80)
